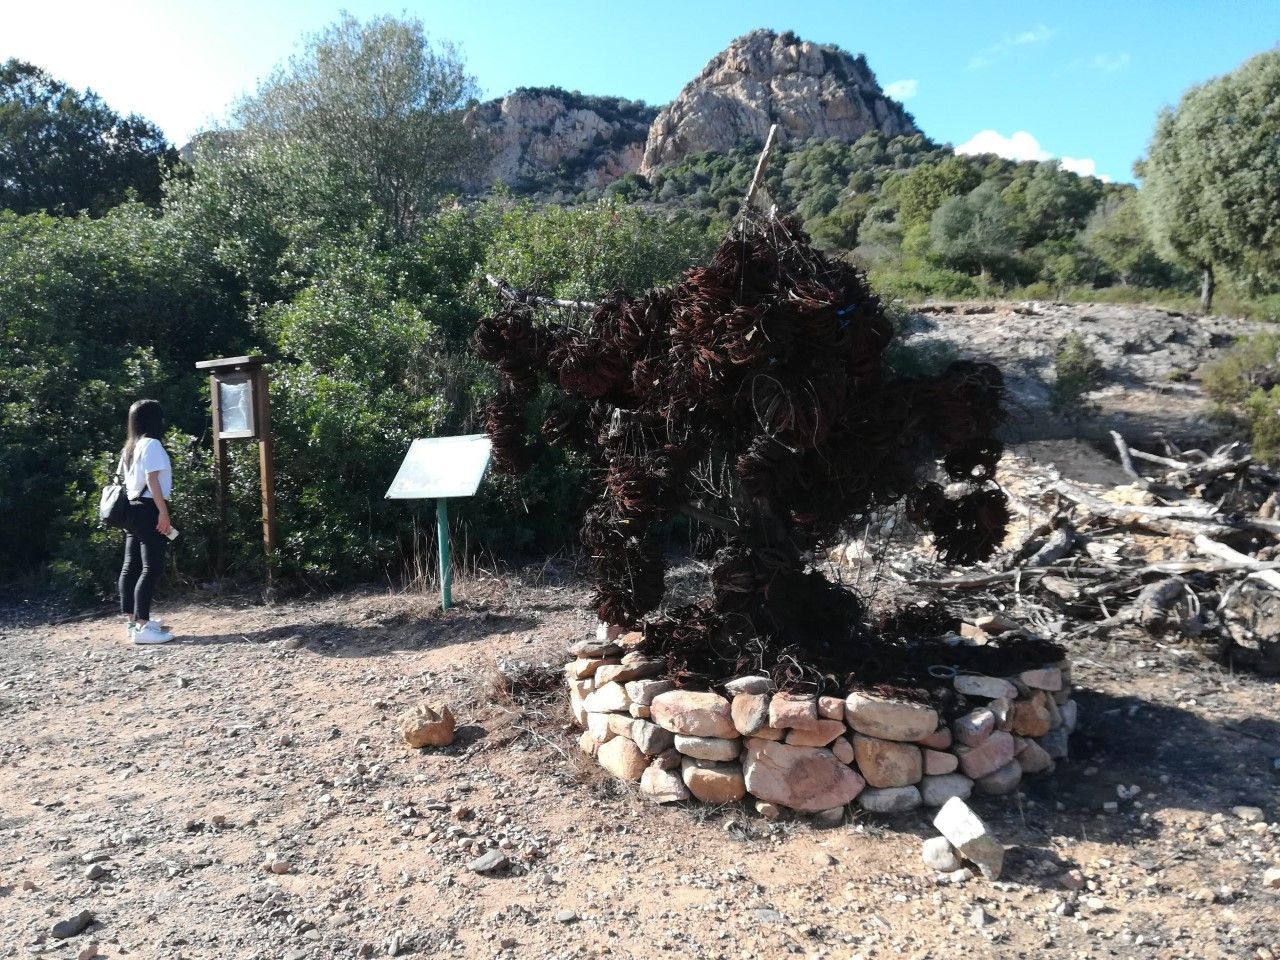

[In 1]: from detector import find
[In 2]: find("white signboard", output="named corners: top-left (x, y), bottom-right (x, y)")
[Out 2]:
top-left (385, 435), bottom-right (492, 500)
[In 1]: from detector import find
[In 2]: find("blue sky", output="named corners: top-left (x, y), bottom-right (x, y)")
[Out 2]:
top-left (4, 0), bottom-right (1278, 183)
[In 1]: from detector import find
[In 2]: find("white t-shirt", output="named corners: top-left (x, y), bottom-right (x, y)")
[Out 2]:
top-left (120, 437), bottom-right (172, 500)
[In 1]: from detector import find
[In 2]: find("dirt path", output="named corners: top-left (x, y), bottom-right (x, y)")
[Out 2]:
top-left (3, 570), bottom-right (1279, 960)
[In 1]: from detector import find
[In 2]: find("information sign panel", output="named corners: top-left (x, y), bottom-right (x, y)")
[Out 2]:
top-left (385, 435), bottom-right (492, 500)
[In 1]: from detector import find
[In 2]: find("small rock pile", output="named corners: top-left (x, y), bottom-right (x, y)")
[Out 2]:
top-left (568, 619), bottom-right (1077, 820)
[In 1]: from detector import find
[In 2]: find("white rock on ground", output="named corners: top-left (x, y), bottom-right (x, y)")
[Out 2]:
top-left (922, 836), bottom-right (962, 872)
top-left (932, 796), bottom-right (1004, 880)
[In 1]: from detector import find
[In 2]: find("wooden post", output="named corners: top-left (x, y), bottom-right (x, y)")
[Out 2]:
top-left (254, 366), bottom-right (278, 590)
top-left (741, 123), bottom-right (779, 219)
top-left (436, 497), bottom-right (452, 611)
top-left (208, 373), bottom-right (229, 576)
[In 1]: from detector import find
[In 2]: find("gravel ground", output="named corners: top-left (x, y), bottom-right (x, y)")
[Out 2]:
top-left (2, 568), bottom-right (1279, 960)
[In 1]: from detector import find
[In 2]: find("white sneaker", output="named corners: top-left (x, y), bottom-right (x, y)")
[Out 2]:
top-left (133, 623), bottom-right (174, 645)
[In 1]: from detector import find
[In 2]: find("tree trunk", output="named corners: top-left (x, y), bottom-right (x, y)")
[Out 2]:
top-left (1200, 264), bottom-right (1215, 314)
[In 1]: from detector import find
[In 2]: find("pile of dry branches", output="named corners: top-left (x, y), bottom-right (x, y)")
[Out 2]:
top-left (474, 213), bottom-right (1067, 695)
top-left (916, 434), bottom-right (1280, 675)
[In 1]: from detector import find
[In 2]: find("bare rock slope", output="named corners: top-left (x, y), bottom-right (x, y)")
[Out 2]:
top-left (641, 29), bottom-right (919, 173)
top-left (464, 31), bottom-right (919, 191)
top-left (465, 88), bottom-right (656, 193)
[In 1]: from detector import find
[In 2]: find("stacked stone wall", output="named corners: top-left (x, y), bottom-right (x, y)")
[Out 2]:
top-left (567, 628), bottom-right (1076, 819)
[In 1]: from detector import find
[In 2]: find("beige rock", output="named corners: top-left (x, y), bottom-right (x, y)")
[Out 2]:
top-left (586, 712), bottom-right (616, 743)
top-left (400, 703), bottom-right (456, 748)
top-left (731, 692), bottom-right (769, 736)
top-left (922, 835), bottom-right (962, 872)
top-left (817, 696), bottom-right (845, 720)
top-left (625, 678), bottom-right (676, 706)
top-left (605, 714), bottom-right (635, 738)
top-left (959, 622), bottom-right (991, 644)
top-left (652, 748), bottom-right (681, 770)
top-left (641, 29), bottom-right (918, 173)
top-left (830, 736), bottom-right (855, 764)
top-left (568, 688), bottom-right (587, 727)
top-left (754, 800), bottom-right (783, 820)
top-left (751, 725), bottom-right (785, 741)
top-left (582, 681), bottom-right (630, 713)
top-left (976, 759), bottom-right (1023, 795)
top-left (466, 90), bottom-right (652, 193)
top-left (628, 704), bottom-right (651, 719)
top-left (923, 748), bottom-right (958, 775)
top-left (566, 677), bottom-right (594, 698)
top-left (674, 734), bottom-right (740, 761)
top-left (1020, 667), bottom-right (1063, 691)
top-left (1016, 739), bottom-right (1055, 774)
top-left (845, 692), bottom-right (938, 742)
top-left (681, 757), bottom-right (747, 804)
top-left (597, 737), bottom-right (647, 781)
top-left (917, 727), bottom-right (953, 750)
top-left (858, 785), bottom-right (921, 814)
top-left (651, 690), bottom-right (735, 738)
top-left (769, 692), bottom-right (819, 731)
top-left (640, 765), bottom-right (689, 803)
top-left (785, 718), bottom-right (846, 747)
top-left (933, 796), bottom-right (1004, 880)
top-left (952, 708), bottom-right (995, 746)
top-left (618, 630), bottom-right (645, 650)
top-left (1010, 694), bottom-right (1052, 738)
top-left (852, 735), bottom-right (922, 788)
top-left (954, 731), bottom-right (1016, 779)
top-left (595, 657), bottom-right (663, 686)
top-left (566, 657), bottom-right (613, 680)
top-left (954, 674), bottom-right (1019, 700)
top-left (577, 730), bottom-right (597, 757)
top-left (742, 739), bottom-right (865, 811)
top-left (920, 773), bottom-right (974, 807)
top-left (631, 719), bottom-right (675, 755)
top-left (724, 676), bottom-right (771, 696)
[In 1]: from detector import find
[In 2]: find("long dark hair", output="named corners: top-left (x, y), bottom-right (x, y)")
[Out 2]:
top-left (123, 399), bottom-right (166, 468)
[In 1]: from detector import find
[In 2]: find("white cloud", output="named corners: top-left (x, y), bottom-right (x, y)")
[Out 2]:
top-left (884, 79), bottom-right (919, 101)
top-left (956, 129), bottom-right (1051, 163)
top-left (1061, 156), bottom-right (1113, 183)
top-left (957, 130), bottom-right (1112, 182)
top-left (968, 24), bottom-right (1052, 69)
top-left (1012, 24), bottom-right (1052, 46)
top-left (1089, 52), bottom-right (1131, 73)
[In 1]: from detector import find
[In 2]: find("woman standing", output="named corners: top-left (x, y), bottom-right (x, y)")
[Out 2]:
top-left (118, 399), bottom-right (175, 644)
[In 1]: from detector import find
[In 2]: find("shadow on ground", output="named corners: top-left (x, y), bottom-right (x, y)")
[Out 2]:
top-left (174, 604), bottom-right (541, 658)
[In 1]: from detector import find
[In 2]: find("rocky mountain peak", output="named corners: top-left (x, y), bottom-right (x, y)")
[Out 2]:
top-left (640, 29), bottom-right (919, 173)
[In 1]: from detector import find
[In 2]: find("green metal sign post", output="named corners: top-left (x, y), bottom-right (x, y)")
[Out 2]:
top-left (385, 435), bottom-right (491, 612)
top-left (437, 497), bottom-right (452, 610)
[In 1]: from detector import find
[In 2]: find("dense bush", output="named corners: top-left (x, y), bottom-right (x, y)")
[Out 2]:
top-left (1050, 333), bottom-right (1106, 415)
top-left (3, 182), bottom-right (712, 592)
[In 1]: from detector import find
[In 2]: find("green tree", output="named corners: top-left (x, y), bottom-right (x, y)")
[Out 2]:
top-left (1083, 191), bottom-right (1181, 287)
top-left (234, 13), bottom-right (483, 239)
top-left (893, 155), bottom-right (982, 228)
top-left (1140, 49), bottom-right (1280, 312)
top-left (929, 181), bottom-right (1018, 279)
top-left (0, 60), bottom-right (178, 216)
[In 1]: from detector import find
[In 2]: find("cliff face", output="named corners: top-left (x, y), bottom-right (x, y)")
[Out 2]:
top-left (464, 31), bottom-right (919, 193)
top-left (465, 88), bottom-right (657, 193)
top-left (640, 30), bottom-right (919, 174)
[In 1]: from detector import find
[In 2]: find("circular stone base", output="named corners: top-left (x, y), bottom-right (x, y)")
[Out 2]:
top-left (567, 631), bottom-right (1075, 816)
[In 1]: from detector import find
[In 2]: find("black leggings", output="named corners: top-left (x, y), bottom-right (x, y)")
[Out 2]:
top-left (119, 500), bottom-right (167, 622)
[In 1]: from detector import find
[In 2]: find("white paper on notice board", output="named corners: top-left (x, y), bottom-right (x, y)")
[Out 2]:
top-left (385, 435), bottom-right (492, 499)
